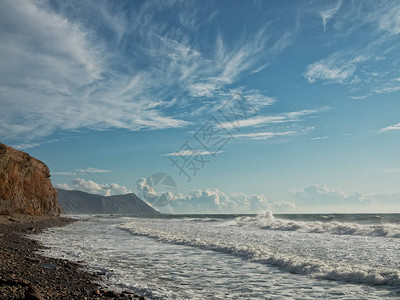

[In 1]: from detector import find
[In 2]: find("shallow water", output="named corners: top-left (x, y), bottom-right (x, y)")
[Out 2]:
top-left (35, 213), bottom-right (400, 299)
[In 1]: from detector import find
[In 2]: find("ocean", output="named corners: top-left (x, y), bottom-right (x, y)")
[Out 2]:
top-left (34, 213), bottom-right (400, 299)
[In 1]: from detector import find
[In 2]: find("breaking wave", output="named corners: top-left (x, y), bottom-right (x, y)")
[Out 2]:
top-left (119, 221), bottom-right (400, 287)
top-left (232, 212), bottom-right (400, 238)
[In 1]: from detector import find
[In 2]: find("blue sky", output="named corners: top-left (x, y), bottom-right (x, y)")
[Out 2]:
top-left (1, 0), bottom-right (400, 213)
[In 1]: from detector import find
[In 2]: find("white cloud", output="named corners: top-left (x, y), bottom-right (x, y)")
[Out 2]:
top-left (68, 178), bottom-right (104, 194)
top-left (231, 131), bottom-right (295, 140)
top-left (375, 4), bottom-right (400, 35)
top-left (169, 190), bottom-right (294, 214)
top-left (372, 86), bottom-right (400, 95)
top-left (213, 31), bottom-right (268, 84)
top-left (304, 60), bottom-right (354, 83)
top-left (291, 185), bottom-right (372, 206)
top-left (54, 183), bottom-right (71, 190)
top-left (0, 0), bottom-right (190, 144)
top-left (304, 46), bottom-right (400, 96)
top-left (75, 167), bottom-right (111, 173)
top-left (56, 178), bottom-right (131, 195)
top-left (135, 177), bottom-right (177, 208)
top-left (182, 29), bottom-right (287, 108)
top-left (311, 136), bottom-right (328, 140)
top-left (220, 116), bottom-right (287, 129)
top-left (272, 201), bottom-right (296, 211)
top-left (170, 189), bottom-right (239, 214)
top-left (303, 2), bottom-right (400, 96)
top-left (350, 83), bottom-right (400, 99)
top-left (320, 0), bottom-right (342, 31)
top-left (304, 53), bottom-right (367, 84)
top-left (378, 123), bottom-right (400, 133)
top-left (52, 172), bottom-right (77, 176)
top-left (11, 142), bottom-right (42, 150)
top-left (52, 167), bottom-right (110, 176)
top-left (164, 150), bottom-right (223, 156)
top-left (291, 184), bottom-right (400, 212)
top-left (135, 178), bottom-right (294, 214)
top-left (1, 0), bottom-right (297, 146)
top-left (11, 138), bottom-right (63, 150)
top-left (188, 82), bottom-right (221, 98)
top-left (219, 108), bottom-right (331, 130)
top-left (239, 89), bottom-right (276, 107)
top-left (215, 107), bottom-right (327, 141)
top-left (369, 193), bottom-right (400, 207)
top-left (350, 95), bottom-right (367, 100)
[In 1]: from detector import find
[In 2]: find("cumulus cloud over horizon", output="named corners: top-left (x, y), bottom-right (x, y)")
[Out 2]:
top-left (135, 177), bottom-right (295, 214)
top-left (56, 178), bottom-right (131, 196)
top-left (291, 184), bottom-right (400, 212)
top-left (55, 178), bottom-right (399, 213)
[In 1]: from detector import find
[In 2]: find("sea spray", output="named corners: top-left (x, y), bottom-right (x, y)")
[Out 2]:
top-left (120, 219), bottom-right (400, 286)
top-left (35, 214), bottom-right (400, 299)
top-left (232, 211), bottom-right (400, 238)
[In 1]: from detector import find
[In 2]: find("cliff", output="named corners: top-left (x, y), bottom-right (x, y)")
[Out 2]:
top-left (57, 189), bottom-right (160, 215)
top-left (0, 143), bottom-right (60, 216)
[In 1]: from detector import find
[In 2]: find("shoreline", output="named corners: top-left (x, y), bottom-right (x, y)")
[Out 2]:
top-left (0, 214), bottom-right (145, 300)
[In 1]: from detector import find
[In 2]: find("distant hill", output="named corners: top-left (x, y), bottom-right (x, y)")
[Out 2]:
top-left (57, 189), bottom-right (159, 215)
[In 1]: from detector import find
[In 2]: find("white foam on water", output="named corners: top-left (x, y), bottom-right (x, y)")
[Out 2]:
top-left (232, 212), bottom-right (400, 238)
top-left (34, 215), bottom-right (400, 299)
top-left (120, 218), bottom-right (400, 287)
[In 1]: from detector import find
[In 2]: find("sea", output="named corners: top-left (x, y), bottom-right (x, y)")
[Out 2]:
top-left (34, 213), bottom-right (400, 299)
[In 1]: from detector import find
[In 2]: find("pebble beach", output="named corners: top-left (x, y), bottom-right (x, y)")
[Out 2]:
top-left (0, 215), bottom-right (144, 300)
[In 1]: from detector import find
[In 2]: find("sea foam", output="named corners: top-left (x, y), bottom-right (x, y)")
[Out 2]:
top-left (120, 215), bottom-right (400, 287)
top-left (232, 212), bottom-right (400, 238)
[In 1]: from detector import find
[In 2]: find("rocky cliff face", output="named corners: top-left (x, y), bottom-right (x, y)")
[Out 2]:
top-left (0, 143), bottom-right (60, 216)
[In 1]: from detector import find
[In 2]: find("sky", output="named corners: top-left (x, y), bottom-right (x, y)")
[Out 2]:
top-left (1, 0), bottom-right (400, 213)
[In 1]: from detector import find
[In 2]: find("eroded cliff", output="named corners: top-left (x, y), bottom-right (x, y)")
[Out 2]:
top-left (0, 143), bottom-right (60, 216)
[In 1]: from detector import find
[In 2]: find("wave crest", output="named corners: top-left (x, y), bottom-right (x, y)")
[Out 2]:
top-left (232, 212), bottom-right (400, 238)
top-left (119, 221), bottom-right (400, 287)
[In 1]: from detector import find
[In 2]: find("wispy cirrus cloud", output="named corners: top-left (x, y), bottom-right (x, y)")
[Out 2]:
top-left (164, 150), bottom-right (223, 156)
top-left (304, 53), bottom-right (368, 84)
top-left (213, 107), bottom-right (328, 142)
top-left (372, 86), bottom-right (400, 95)
top-left (183, 29), bottom-right (292, 106)
top-left (219, 107), bottom-right (331, 130)
top-left (0, 0), bottom-right (294, 147)
top-left (75, 167), bottom-right (111, 173)
top-left (52, 172), bottom-right (77, 176)
top-left (52, 167), bottom-right (110, 176)
top-left (311, 136), bottom-right (328, 141)
top-left (303, 1), bottom-right (400, 98)
top-left (231, 131), bottom-right (296, 140)
top-left (371, 3), bottom-right (400, 35)
top-left (378, 123), bottom-right (400, 133)
top-left (320, 0), bottom-right (342, 31)
top-left (0, 0), bottom-right (190, 144)
top-left (11, 142), bottom-right (42, 151)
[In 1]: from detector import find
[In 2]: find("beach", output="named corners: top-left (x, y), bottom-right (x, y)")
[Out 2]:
top-left (34, 213), bottom-right (400, 299)
top-left (0, 215), bottom-right (144, 299)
